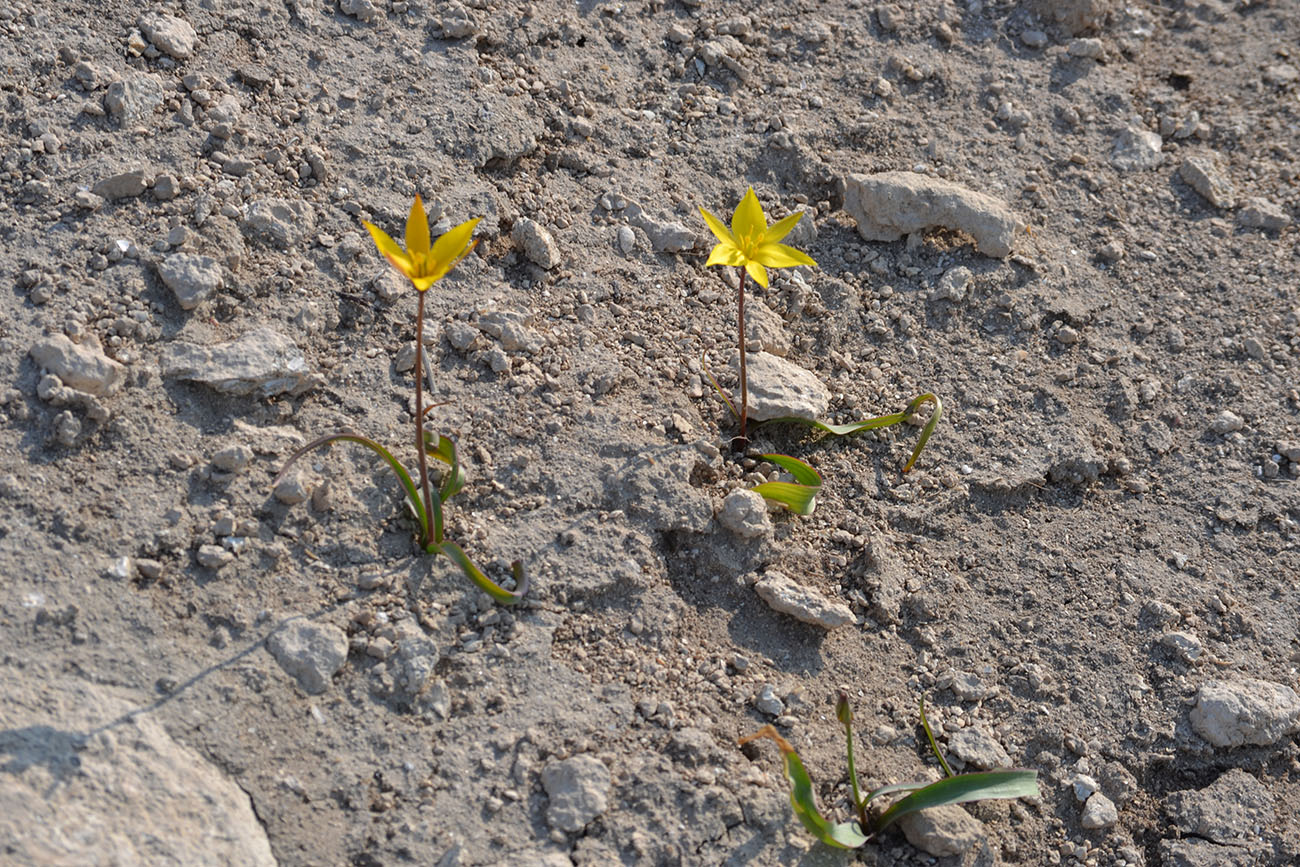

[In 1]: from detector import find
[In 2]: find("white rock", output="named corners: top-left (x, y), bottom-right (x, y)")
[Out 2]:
top-left (717, 489), bottom-right (772, 538)
top-left (625, 202), bottom-right (696, 252)
top-left (104, 74), bottom-right (163, 126)
top-left (196, 544), bottom-right (234, 569)
top-left (242, 198), bottom-right (315, 248)
top-left (934, 266), bottom-right (973, 302)
top-left (733, 351), bottom-right (829, 422)
top-left (1160, 630), bottom-right (1203, 660)
top-left (1067, 37), bottom-right (1105, 59)
top-left (1081, 792), bottom-right (1119, 829)
top-left (339, 0), bottom-right (380, 22)
top-left (29, 334), bottom-right (126, 397)
top-left (162, 327), bottom-right (321, 397)
top-left (1071, 773), bottom-right (1100, 801)
top-left (616, 225), bottom-right (636, 254)
top-left (843, 171), bottom-right (1025, 258)
top-left (1111, 126), bottom-right (1163, 171)
top-left (1190, 678), bottom-right (1300, 748)
top-left (753, 684), bottom-right (785, 716)
top-left (512, 218), bottom-right (560, 269)
top-left (1238, 197), bottom-right (1291, 231)
top-left (754, 570), bottom-right (854, 629)
top-left (541, 756), bottom-right (611, 832)
top-left (92, 168), bottom-right (151, 200)
top-left (158, 253), bottom-right (223, 310)
top-left (212, 444), bottom-right (253, 473)
top-left (1209, 410), bottom-right (1244, 434)
top-left (1179, 157), bottom-right (1236, 209)
top-left (138, 13), bottom-right (197, 60)
top-left (898, 804), bottom-right (985, 857)
top-left (948, 727), bottom-right (1012, 770)
top-left (266, 618), bottom-right (348, 694)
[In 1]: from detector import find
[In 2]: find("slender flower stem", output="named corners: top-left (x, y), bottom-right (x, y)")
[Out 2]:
top-left (414, 291), bottom-right (435, 545)
top-left (737, 267), bottom-right (749, 448)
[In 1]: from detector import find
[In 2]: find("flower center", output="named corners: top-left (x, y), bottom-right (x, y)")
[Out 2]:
top-left (736, 229), bottom-right (763, 259)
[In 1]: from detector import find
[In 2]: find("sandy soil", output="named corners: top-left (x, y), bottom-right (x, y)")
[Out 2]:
top-left (2, 1), bottom-right (1299, 865)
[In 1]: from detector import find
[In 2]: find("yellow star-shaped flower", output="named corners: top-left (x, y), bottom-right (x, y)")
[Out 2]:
top-left (699, 188), bottom-right (816, 288)
top-left (363, 195), bottom-right (480, 292)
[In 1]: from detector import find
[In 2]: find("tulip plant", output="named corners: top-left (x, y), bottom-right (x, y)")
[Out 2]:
top-left (741, 693), bottom-right (1038, 849)
top-left (275, 195), bottom-right (527, 605)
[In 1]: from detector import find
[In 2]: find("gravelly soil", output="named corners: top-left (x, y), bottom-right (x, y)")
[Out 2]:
top-left (2, 1), bottom-right (1299, 865)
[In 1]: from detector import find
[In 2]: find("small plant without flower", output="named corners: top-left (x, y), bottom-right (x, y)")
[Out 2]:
top-left (740, 693), bottom-right (1038, 849)
top-left (275, 195), bottom-right (527, 605)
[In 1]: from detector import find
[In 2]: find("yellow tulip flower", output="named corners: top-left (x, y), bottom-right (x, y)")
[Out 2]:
top-left (363, 194), bottom-right (480, 291)
top-left (699, 187), bottom-right (816, 288)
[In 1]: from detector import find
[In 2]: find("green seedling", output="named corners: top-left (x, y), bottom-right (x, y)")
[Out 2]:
top-left (274, 195), bottom-right (527, 605)
top-left (751, 453), bottom-right (822, 515)
top-left (740, 693), bottom-right (1038, 850)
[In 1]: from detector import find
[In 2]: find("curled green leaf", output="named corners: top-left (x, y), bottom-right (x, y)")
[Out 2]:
top-left (752, 453), bottom-right (822, 515)
top-left (873, 770), bottom-right (1040, 833)
top-left (437, 540), bottom-right (530, 606)
top-left (759, 392), bottom-right (942, 473)
top-left (424, 432), bottom-right (466, 502)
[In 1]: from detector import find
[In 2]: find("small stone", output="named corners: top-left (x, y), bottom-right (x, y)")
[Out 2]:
top-left (1209, 410), bottom-right (1244, 434)
top-left (734, 352), bottom-right (830, 422)
top-left (445, 321), bottom-right (480, 351)
top-left (273, 471), bottom-right (311, 505)
top-left (843, 172), bottom-right (1024, 258)
top-left (157, 253), bottom-right (223, 310)
top-left (1111, 126), bottom-right (1163, 172)
top-left (1160, 630), bottom-right (1203, 660)
top-left (242, 198), bottom-right (315, 248)
top-left (211, 445), bottom-right (253, 473)
top-left (1056, 325), bottom-right (1080, 345)
top-left (266, 619), bottom-right (348, 694)
top-left (339, 0), bottom-right (380, 22)
top-left (1071, 774), bottom-right (1100, 801)
top-left (511, 218), bottom-right (560, 270)
top-left (311, 480), bottom-right (337, 512)
top-left (138, 13), bottom-right (197, 60)
top-left (1020, 28), bottom-right (1048, 48)
top-left (898, 804), bottom-right (985, 857)
top-left (616, 225), bottom-right (636, 254)
top-left (1067, 37), bottom-right (1105, 59)
top-left (754, 684), bottom-right (785, 716)
top-left (1237, 197), bottom-right (1291, 231)
top-left (754, 570), bottom-right (854, 629)
top-left (104, 74), bottom-right (164, 126)
top-left (29, 335), bottom-right (127, 397)
top-left (92, 169), bottom-right (151, 201)
top-left (948, 727), bottom-right (1012, 770)
top-left (877, 4), bottom-right (904, 31)
top-left (394, 343), bottom-right (417, 373)
top-left (196, 544), bottom-right (234, 570)
top-left (1190, 678), bottom-right (1300, 748)
top-left (137, 559), bottom-right (164, 580)
top-left (1165, 768), bottom-right (1274, 844)
top-left (1081, 792), bottom-right (1119, 829)
top-left (934, 266), bottom-right (972, 302)
top-left (53, 411), bottom-right (81, 446)
top-left (717, 489), bottom-right (772, 539)
top-left (541, 756), bottom-right (611, 833)
top-left (162, 327), bottom-right (320, 397)
top-left (625, 203), bottom-right (696, 252)
top-left (1179, 157), bottom-right (1236, 209)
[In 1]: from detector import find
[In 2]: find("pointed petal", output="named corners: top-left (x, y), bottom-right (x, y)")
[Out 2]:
top-left (405, 195), bottom-right (431, 257)
top-left (699, 207), bottom-right (736, 246)
top-left (745, 260), bottom-right (769, 288)
top-left (731, 188), bottom-right (766, 240)
top-left (364, 220), bottom-right (414, 278)
top-left (753, 242), bottom-right (817, 269)
top-left (764, 211), bottom-right (804, 244)
top-left (409, 274), bottom-right (439, 292)
top-left (705, 242), bottom-right (746, 267)
top-left (430, 217), bottom-right (481, 273)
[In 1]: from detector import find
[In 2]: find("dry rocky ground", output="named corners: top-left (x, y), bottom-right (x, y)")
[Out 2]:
top-left (2, 0), bottom-right (1300, 865)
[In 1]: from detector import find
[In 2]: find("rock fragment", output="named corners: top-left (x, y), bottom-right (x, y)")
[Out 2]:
top-left (1111, 126), bottom-right (1163, 171)
top-left (843, 172), bottom-right (1024, 258)
top-left (138, 13), bottom-right (197, 60)
top-left (898, 804), bottom-right (985, 857)
top-left (92, 169), bottom-right (151, 201)
top-left (541, 756), bottom-right (611, 832)
top-left (754, 570), bottom-right (854, 629)
top-left (948, 727), bottom-right (1012, 770)
top-left (1165, 769), bottom-right (1274, 845)
top-left (1080, 792), bottom-right (1119, 829)
top-left (266, 619), bottom-right (348, 694)
top-left (733, 351), bottom-right (829, 422)
top-left (162, 327), bottom-right (321, 397)
top-left (1237, 197), bottom-right (1291, 231)
top-left (1179, 157), bottom-right (1236, 209)
top-left (1189, 678), bottom-right (1300, 748)
top-left (717, 490), bottom-right (772, 539)
top-left (242, 198), bottom-right (315, 248)
top-left (511, 218), bottom-right (560, 269)
top-left (29, 335), bottom-right (126, 397)
top-left (157, 253), bottom-right (223, 310)
top-left (104, 74), bottom-right (163, 126)
top-left (626, 203), bottom-right (696, 252)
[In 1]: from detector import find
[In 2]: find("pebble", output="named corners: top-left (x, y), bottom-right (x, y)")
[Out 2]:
top-left (733, 351), bottom-right (830, 422)
top-left (92, 169), bottom-right (151, 201)
top-left (948, 726), bottom-right (1011, 769)
top-left (1071, 773), bottom-right (1099, 801)
top-left (1111, 126), bottom-right (1163, 171)
top-left (1159, 630), bottom-right (1203, 661)
top-left (1164, 768), bottom-right (1273, 844)
top-left (1209, 410), bottom-right (1244, 434)
top-left (898, 804), bottom-right (985, 857)
top-left (754, 570), bottom-right (855, 629)
top-left (242, 198), bottom-right (315, 249)
top-left (157, 253), bottom-right (223, 310)
top-left (29, 335), bottom-right (126, 397)
top-left (624, 203), bottom-right (696, 252)
top-left (1080, 792), bottom-right (1119, 829)
top-left (1189, 678), bottom-right (1300, 748)
top-left (540, 755), bottom-right (611, 832)
top-left (876, 4), bottom-right (904, 31)
top-left (196, 544), bottom-right (234, 570)
top-left (444, 321), bottom-right (480, 351)
top-left (717, 489), bottom-right (772, 539)
top-left (138, 13), bottom-right (197, 60)
top-left (212, 445), bottom-right (253, 473)
top-left (1237, 197), bottom-right (1291, 231)
top-left (1020, 29), bottom-right (1048, 49)
top-left (933, 266), bottom-right (972, 302)
top-left (266, 618), bottom-right (348, 694)
top-left (616, 225), bottom-right (636, 255)
top-left (162, 327), bottom-right (321, 397)
top-left (53, 411), bottom-right (82, 446)
top-left (1067, 38), bottom-right (1105, 60)
top-left (511, 218), bottom-right (560, 270)
top-left (273, 470), bottom-right (311, 505)
top-left (843, 171), bottom-right (1024, 258)
top-left (104, 74), bottom-right (163, 126)
top-left (1179, 157), bottom-right (1236, 209)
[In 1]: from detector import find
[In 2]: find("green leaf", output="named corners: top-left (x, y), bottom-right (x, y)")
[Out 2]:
top-left (919, 696), bottom-right (954, 778)
top-left (274, 431), bottom-right (431, 547)
top-left (758, 393), bottom-right (943, 473)
top-left (424, 432), bottom-right (466, 502)
top-left (762, 453), bottom-right (822, 487)
top-left (436, 541), bottom-right (530, 606)
top-left (873, 770), bottom-right (1040, 833)
top-left (740, 726), bottom-right (868, 849)
top-left (753, 454), bottom-right (822, 515)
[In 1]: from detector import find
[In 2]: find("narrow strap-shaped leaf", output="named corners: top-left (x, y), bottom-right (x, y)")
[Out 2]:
top-left (762, 453), bottom-right (822, 487)
top-left (919, 696), bottom-right (954, 778)
top-left (862, 780), bottom-right (929, 804)
top-left (836, 692), bottom-right (867, 827)
top-left (739, 726), bottom-right (868, 849)
top-left (700, 354), bottom-right (739, 420)
top-left (873, 770), bottom-right (1040, 833)
top-left (423, 432), bottom-right (466, 502)
top-left (751, 481), bottom-right (818, 515)
top-left (437, 541), bottom-right (530, 605)
top-left (274, 432), bottom-right (430, 547)
top-left (757, 392), bottom-right (942, 473)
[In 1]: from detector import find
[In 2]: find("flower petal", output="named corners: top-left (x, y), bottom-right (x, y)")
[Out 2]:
top-left (731, 188), bottom-right (766, 241)
top-left (753, 242), bottom-right (817, 269)
top-left (745, 260), bottom-right (769, 288)
top-left (405, 195), bottom-right (431, 258)
top-left (763, 211), bottom-right (804, 244)
top-left (705, 242), bottom-right (746, 267)
top-left (364, 220), bottom-right (414, 278)
top-left (429, 217), bottom-right (481, 274)
top-left (699, 207), bottom-right (736, 246)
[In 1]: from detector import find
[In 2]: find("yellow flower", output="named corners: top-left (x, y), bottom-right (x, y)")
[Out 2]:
top-left (363, 195), bottom-right (480, 291)
top-left (699, 188), bottom-right (816, 288)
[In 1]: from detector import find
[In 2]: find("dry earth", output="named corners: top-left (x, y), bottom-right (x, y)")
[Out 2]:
top-left (2, 0), bottom-right (1300, 865)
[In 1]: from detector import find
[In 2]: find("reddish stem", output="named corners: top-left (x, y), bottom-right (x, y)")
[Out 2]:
top-left (737, 267), bottom-right (749, 445)
top-left (414, 290), bottom-right (434, 544)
